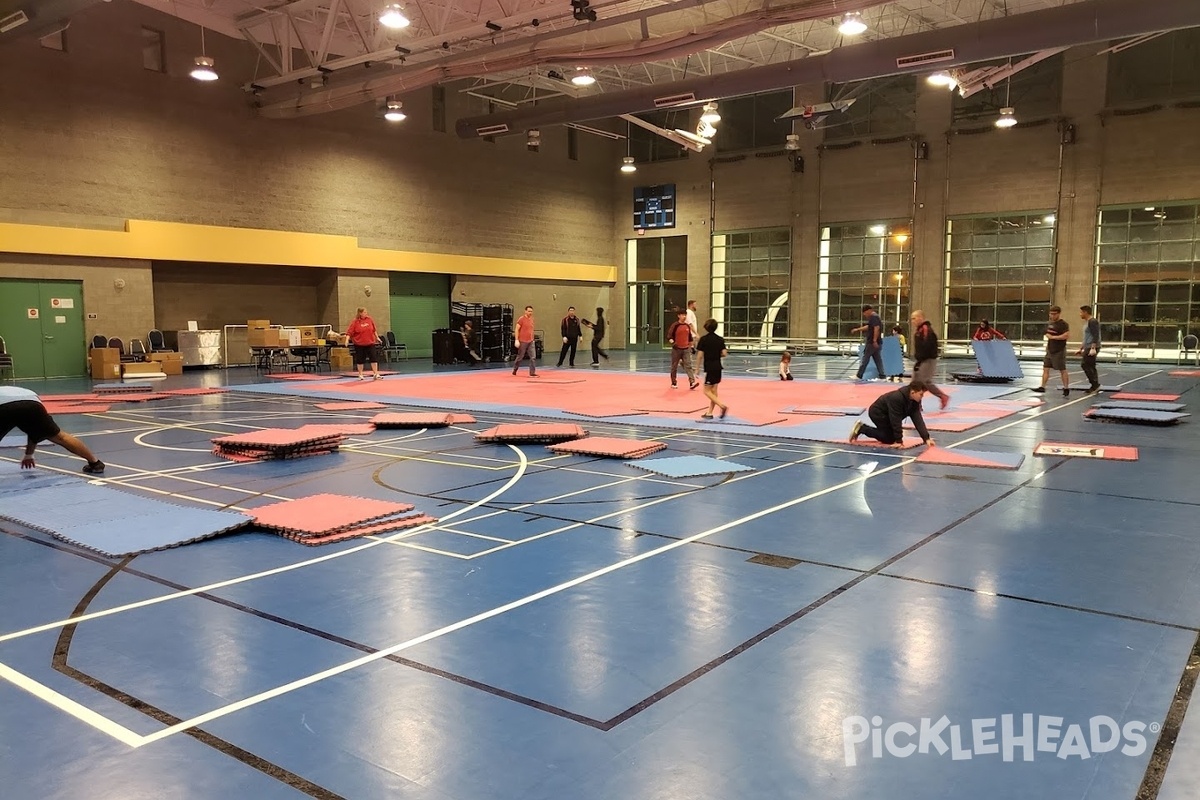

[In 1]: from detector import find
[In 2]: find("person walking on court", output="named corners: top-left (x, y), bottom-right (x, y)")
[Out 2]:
top-left (668, 309), bottom-right (698, 389)
top-left (1, 386), bottom-right (105, 473)
top-left (695, 318), bottom-right (729, 419)
top-left (849, 380), bottom-right (936, 449)
top-left (1078, 305), bottom-right (1101, 393)
top-left (850, 304), bottom-right (884, 381)
top-left (910, 310), bottom-right (949, 409)
top-left (346, 306), bottom-right (381, 380)
top-left (512, 305), bottom-right (538, 377)
top-left (557, 306), bottom-right (582, 368)
top-left (685, 299), bottom-right (699, 355)
top-left (582, 307), bottom-right (609, 367)
top-left (1033, 306), bottom-right (1070, 396)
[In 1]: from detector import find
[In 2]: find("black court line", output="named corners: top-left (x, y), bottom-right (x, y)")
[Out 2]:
top-left (49, 555), bottom-right (345, 800)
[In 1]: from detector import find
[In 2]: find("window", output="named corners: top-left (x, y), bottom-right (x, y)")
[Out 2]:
top-left (1095, 203), bottom-right (1200, 357)
top-left (141, 27), bottom-right (164, 73)
top-left (818, 223), bottom-right (911, 341)
top-left (716, 90), bottom-right (794, 152)
top-left (40, 29), bottom-right (66, 52)
top-left (826, 76), bottom-right (917, 138)
top-left (1107, 28), bottom-right (1200, 105)
top-left (953, 54), bottom-right (1063, 123)
top-left (711, 229), bottom-right (791, 343)
top-left (628, 111), bottom-right (689, 163)
top-left (945, 214), bottom-right (1057, 341)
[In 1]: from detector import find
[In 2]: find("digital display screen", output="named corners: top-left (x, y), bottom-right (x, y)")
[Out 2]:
top-left (633, 184), bottom-right (676, 230)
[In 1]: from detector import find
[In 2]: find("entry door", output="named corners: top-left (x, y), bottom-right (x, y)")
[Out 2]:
top-left (0, 279), bottom-right (86, 378)
top-left (628, 283), bottom-right (664, 350)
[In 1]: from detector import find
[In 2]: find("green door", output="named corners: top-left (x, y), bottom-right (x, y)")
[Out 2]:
top-left (0, 279), bottom-right (85, 379)
top-left (389, 273), bottom-right (450, 359)
top-left (39, 282), bottom-right (86, 377)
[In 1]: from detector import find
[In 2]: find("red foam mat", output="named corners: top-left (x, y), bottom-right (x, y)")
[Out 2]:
top-left (847, 436), bottom-right (924, 449)
top-left (315, 401), bottom-right (389, 411)
top-left (41, 394), bottom-right (104, 402)
top-left (475, 423), bottom-right (587, 443)
top-left (160, 387), bottom-right (229, 396)
top-left (297, 423), bottom-right (377, 436)
top-left (43, 404), bottom-right (112, 415)
top-left (1108, 392), bottom-right (1180, 402)
top-left (547, 437), bottom-right (667, 459)
top-left (447, 413), bottom-right (476, 424)
top-left (281, 514), bottom-right (438, 545)
top-left (213, 428), bottom-right (345, 448)
top-left (1034, 442), bottom-right (1139, 461)
top-left (252, 494), bottom-right (416, 535)
top-left (914, 447), bottom-right (1024, 470)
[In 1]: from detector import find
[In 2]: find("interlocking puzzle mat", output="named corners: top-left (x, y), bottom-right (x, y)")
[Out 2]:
top-left (630, 455), bottom-right (755, 478)
top-left (1033, 442), bottom-right (1139, 461)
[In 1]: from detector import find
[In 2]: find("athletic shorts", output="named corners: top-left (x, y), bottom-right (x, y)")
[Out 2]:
top-left (704, 368), bottom-right (722, 386)
top-left (1043, 350), bottom-right (1066, 371)
top-left (0, 400), bottom-right (61, 443)
top-left (353, 343), bottom-right (379, 365)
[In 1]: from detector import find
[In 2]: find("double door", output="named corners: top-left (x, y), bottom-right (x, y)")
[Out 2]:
top-left (0, 279), bottom-right (86, 378)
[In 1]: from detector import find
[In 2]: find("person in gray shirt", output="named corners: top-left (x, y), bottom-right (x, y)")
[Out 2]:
top-left (1078, 305), bottom-right (1101, 393)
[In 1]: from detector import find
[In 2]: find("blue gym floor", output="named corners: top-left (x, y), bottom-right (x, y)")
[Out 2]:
top-left (2, 352), bottom-right (1198, 800)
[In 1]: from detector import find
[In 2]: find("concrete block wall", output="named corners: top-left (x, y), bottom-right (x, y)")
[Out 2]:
top-left (0, 255), bottom-right (154, 347)
top-left (452, 277), bottom-right (613, 343)
top-left (151, 263), bottom-right (331, 332)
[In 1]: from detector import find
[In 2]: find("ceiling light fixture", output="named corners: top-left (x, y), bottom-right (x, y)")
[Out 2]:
top-left (995, 107), bottom-right (1018, 128)
top-left (620, 156), bottom-right (637, 174)
top-left (1043, 214), bottom-right (1056, 224)
top-left (383, 99), bottom-right (406, 122)
top-left (927, 72), bottom-right (956, 89)
top-left (700, 102), bottom-right (720, 125)
top-left (870, 225), bottom-right (886, 235)
top-left (190, 27), bottom-right (218, 81)
top-left (838, 12), bottom-right (867, 36)
top-left (379, 3), bottom-right (410, 29)
top-left (570, 68), bottom-right (596, 86)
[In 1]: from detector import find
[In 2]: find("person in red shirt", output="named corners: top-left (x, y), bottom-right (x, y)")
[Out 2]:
top-left (971, 319), bottom-right (1007, 341)
top-left (346, 307), bottom-right (381, 380)
top-left (667, 309), bottom-right (697, 389)
top-left (512, 305), bottom-right (538, 377)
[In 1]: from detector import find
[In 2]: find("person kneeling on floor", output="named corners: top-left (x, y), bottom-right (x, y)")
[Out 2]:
top-left (849, 380), bottom-right (935, 450)
top-left (0, 386), bottom-right (105, 473)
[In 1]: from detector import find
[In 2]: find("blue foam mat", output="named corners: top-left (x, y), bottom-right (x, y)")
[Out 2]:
top-left (0, 463), bottom-right (83, 496)
top-left (859, 336), bottom-right (904, 379)
top-left (971, 339), bottom-right (1024, 379)
top-left (630, 455), bottom-right (754, 478)
top-left (0, 480), bottom-right (251, 556)
top-left (1086, 408), bottom-right (1190, 423)
top-left (781, 406), bottom-right (865, 416)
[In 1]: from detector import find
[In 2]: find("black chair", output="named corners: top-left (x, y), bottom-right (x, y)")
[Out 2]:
top-left (108, 337), bottom-right (139, 364)
top-left (0, 335), bottom-right (13, 380)
top-left (384, 331), bottom-right (408, 361)
top-left (147, 329), bottom-right (170, 352)
top-left (90, 334), bottom-right (108, 350)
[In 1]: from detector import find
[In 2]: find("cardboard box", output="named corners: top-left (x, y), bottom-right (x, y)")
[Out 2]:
top-left (326, 334), bottom-right (349, 346)
top-left (91, 360), bottom-right (121, 380)
top-left (123, 361), bottom-right (164, 375)
top-left (91, 347), bottom-right (121, 365)
top-left (149, 352), bottom-right (182, 362)
top-left (160, 360), bottom-right (183, 375)
top-left (247, 329), bottom-right (281, 348)
top-left (329, 347), bottom-right (353, 370)
top-left (247, 319), bottom-right (271, 329)
top-left (280, 327), bottom-right (302, 347)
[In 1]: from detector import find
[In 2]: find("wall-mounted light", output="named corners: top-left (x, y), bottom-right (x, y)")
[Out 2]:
top-left (113, 278), bottom-right (127, 290)
top-left (838, 12), bottom-right (867, 36)
top-left (379, 3), bottom-right (410, 29)
top-left (364, 285), bottom-right (373, 296)
top-left (894, 233), bottom-right (910, 244)
top-left (869, 225), bottom-right (886, 235)
top-left (785, 133), bottom-right (801, 151)
top-left (526, 129), bottom-right (541, 152)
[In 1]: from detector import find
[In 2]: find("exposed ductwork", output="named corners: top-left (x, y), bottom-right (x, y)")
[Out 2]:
top-left (455, 0), bottom-right (1200, 138)
top-left (0, 0), bottom-right (100, 43)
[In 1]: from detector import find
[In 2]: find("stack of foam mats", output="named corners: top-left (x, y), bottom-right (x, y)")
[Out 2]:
top-left (371, 412), bottom-right (454, 428)
top-left (211, 427), bottom-right (346, 462)
top-left (950, 339), bottom-right (1023, 383)
top-left (1083, 407), bottom-right (1189, 425)
top-left (93, 382), bottom-right (156, 394)
top-left (475, 423), bottom-right (587, 443)
top-left (250, 493), bottom-right (437, 545)
top-left (547, 436), bottom-right (667, 459)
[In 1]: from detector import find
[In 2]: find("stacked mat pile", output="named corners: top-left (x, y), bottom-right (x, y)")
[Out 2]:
top-left (250, 493), bottom-right (437, 545)
top-left (372, 412), bottom-right (454, 428)
top-left (0, 467), bottom-right (251, 557)
top-left (211, 427), bottom-right (347, 462)
top-left (1085, 392), bottom-right (1189, 426)
top-left (951, 340), bottom-right (1023, 383)
top-left (476, 423), bottom-right (587, 443)
top-left (547, 436), bottom-right (667, 459)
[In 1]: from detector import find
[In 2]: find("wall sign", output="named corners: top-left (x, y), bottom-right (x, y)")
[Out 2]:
top-left (50, 297), bottom-right (74, 309)
top-left (27, 308), bottom-right (39, 319)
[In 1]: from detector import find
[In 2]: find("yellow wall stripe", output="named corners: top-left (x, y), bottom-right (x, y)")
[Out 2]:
top-left (0, 219), bottom-right (616, 283)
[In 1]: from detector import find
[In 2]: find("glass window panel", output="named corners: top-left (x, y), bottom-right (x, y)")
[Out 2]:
top-left (1098, 244), bottom-right (1128, 264)
top-left (770, 244), bottom-right (791, 260)
top-left (1128, 242), bottom-right (1159, 262)
top-left (1161, 241), bottom-right (1191, 262)
top-left (1025, 247), bottom-right (1054, 265)
top-left (1097, 285), bottom-right (1124, 304)
top-left (636, 239), bottom-right (663, 281)
top-left (1097, 264), bottom-right (1126, 283)
top-left (662, 236), bottom-right (688, 283)
top-left (998, 250), bottom-right (1025, 268)
top-left (971, 250), bottom-right (1000, 268)
top-left (1026, 227), bottom-right (1055, 248)
top-left (1023, 284), bottom-right (1052, 303)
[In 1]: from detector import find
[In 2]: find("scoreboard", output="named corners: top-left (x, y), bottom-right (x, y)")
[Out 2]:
top-left (633, 184), bottom-right (676, 230)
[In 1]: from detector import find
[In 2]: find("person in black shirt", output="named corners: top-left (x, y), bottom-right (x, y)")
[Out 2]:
top-left (557, 306), bottom-right (583, 367)
top-left (850, 304), bottom-right (885, 381)
top-left (1033, 306), bottom-right (1071, 396)
top-left (849, 380), bottom-right (936, 449)
top-left (909, 310), bottom-right (949, 409)
top-left (1077, 305), bottom-right (1101, 393)
top-left (581, 307), bottom-right (610, 367)
top-left (695, 318), bottom-right (729, 419)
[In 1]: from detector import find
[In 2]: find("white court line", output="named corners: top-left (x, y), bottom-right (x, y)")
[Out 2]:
top-left (0, 444), bottom-right (529, 645)
top-left (134, 452), bottom-right (907, 747)
top-left (0, 662), bottom-right (144, 747)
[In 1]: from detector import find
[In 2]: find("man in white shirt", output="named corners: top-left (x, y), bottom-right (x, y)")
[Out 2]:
top-left (0, 386), bottom-right (105, 473)
top-left (686, 299), bottom-right (699, 354)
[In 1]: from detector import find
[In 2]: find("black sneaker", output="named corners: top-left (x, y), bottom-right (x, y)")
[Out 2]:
top-left (1031, 386), bottom-right (1046, 393)
top-left (1087, 384), bottom-right (1101, 393)
top-left (82, 460), bottom-right (105, 475)
top-left (1062, 388), bottom-right (1070, 397)
top-left (689, 381), bottom-right (698, 390)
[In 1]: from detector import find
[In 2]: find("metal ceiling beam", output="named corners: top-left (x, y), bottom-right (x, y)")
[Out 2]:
top-left (456, 0), bottom-right (1200, 137)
